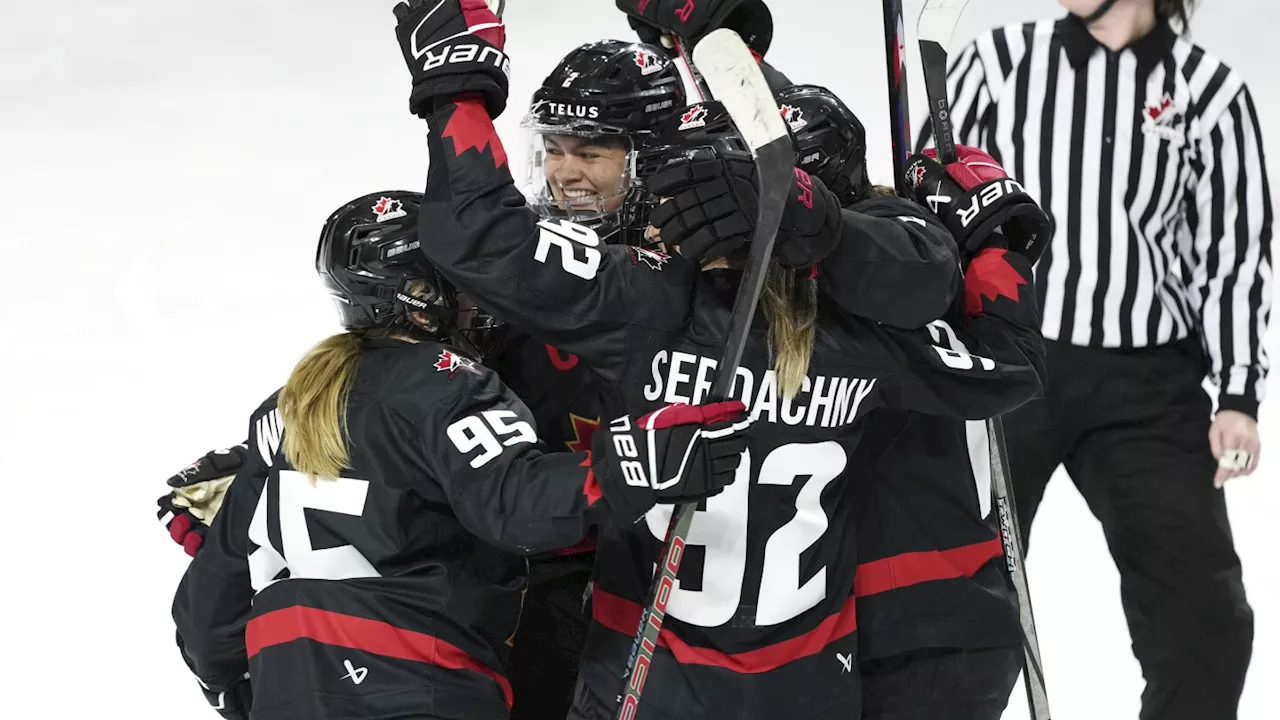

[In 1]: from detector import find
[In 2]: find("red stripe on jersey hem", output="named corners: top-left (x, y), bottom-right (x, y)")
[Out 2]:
top-left (591, 586), bottom-right (857, 674)
top-left (853, 538), bottom-right (1004, 597)
top-left (245, 605), bottom-right (513, 709)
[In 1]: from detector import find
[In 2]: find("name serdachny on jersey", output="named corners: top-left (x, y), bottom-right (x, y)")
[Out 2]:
top-left (642, 349), bottom-right (878, 428)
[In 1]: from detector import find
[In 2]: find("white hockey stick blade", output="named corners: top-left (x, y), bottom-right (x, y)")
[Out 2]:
top-left (917, 0), bottom-right (969, 46)
top-left (691, 29), bottom-right (790, 155)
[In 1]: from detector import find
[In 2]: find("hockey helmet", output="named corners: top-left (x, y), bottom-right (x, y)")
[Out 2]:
top-left (521, 40), bottom-right (686, 242)
top-left (315, 191), bottom-right (504, 356)
top-left (775, 84), bottom-right (869, 206)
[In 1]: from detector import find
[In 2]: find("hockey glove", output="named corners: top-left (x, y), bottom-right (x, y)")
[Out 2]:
top-left (648, 150), bottom-right (841, 268)
top-left (591, 401), bottom-right (751, 523)
top-left (393, 0), bottom-right (509, 119)
top-left (905, 146), bottom-right (1051, 264)
top-left (617, 0), bottom-right (774, 57)
top-left (157, 444), bottom-right (247, 557)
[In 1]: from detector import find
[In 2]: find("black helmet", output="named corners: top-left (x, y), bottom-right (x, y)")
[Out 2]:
top-left (521, 40), bottom-right (685, 242)
top-left (775, 84), bottom-right (868, 206)
top-left (316, 191), bottom-right (504, 356)
top-left (627, 100), bottom-right (756, 239)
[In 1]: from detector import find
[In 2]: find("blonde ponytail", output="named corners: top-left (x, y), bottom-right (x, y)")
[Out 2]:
top-left (761, 264), bottom-right (819, 400)
top-left (278, 333), bottom-right (363, 482)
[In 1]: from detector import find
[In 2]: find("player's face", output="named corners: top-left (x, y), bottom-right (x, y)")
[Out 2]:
top-left (542, 135), bottom-right (629, 213)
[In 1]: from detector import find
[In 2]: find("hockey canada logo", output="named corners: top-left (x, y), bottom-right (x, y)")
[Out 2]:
top-left (679, 104), bottom-right (708, 131)
top-left (780, 104), bottom-right (807, 132)
top-left (372, 196), bottom-right (407, 223)
top-left (1141, 92), bottom-right (1186, 145)
top-left (634, 49), bottom-right (663, 76)
top-left (906, 158), bottom-right (930, 189)
top-left (628, 245), bottom-right (670, 271)
top-left (434, 350), bottom-right (481, 377)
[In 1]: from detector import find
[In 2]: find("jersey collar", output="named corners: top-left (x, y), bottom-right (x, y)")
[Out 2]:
top-left (1057, 13), bottom-right (1177, 73)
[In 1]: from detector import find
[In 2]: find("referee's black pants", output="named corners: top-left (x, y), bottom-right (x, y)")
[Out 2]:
top-left (1002, 338), bottom-right (1253, 719)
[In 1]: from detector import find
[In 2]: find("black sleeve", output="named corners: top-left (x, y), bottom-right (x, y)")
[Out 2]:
top-left (172, 411), bottom-right (263, 718)
top-left (869, 248), bottom-right (1045, 419)
top-left (818, 195), bottom-right (962, 329)
top-left (412, 362), bottom-right (609, 555)
top-left (418, 99), bottom-right (695, 384)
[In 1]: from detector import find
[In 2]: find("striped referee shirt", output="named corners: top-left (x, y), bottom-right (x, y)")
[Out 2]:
top-left (917, 15), bottom-right (1274, 417)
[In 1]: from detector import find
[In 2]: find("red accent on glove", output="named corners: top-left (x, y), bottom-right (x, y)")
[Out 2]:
top-left (637, 400), bottom-right (748, 430)
top-left (794, 167), bottom-right (814, 209)
top-left (170, 514), bottom-right (192, 544)
top-left (183, 533), bottom-right (204, 557)
top-left (923, 145), bottom-right (1008, 189)
top-left (964, 247), bottom-right (1029, 318)
top-left (460, 0), bottom-right (506, 48)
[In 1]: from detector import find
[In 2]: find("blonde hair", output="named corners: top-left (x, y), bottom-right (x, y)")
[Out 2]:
top-left (761, 264), bottom-right (819, 400)
top-left (278, 333), bottom-right (362, 483)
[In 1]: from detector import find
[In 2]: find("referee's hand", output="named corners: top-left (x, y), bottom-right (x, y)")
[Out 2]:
top-left (1209, 410), bottom-right (1260, 488)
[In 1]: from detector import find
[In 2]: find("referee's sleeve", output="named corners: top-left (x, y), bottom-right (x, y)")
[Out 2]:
top-left (915, 36), bottom-right (992, 152)
top-left (1187, 84), bottom-right (1273, 419)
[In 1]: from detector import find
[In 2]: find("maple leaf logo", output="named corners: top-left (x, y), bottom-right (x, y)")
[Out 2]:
top-left (780, 104), bottom-right (806, 132)
top-left (628, 245), bottom-right (670, 270)
top-left (441, 100), bottom-right (508, 169)
top-left (434, 350), bottom-right (481, 377)
top-left (907, 159), bottom-right (929, 189)
top-left (681, 104), bottom-right (705, 125)
top-left (371, 196), bottom-right (407, 222)
top-left (564, 413), bottom-right (601, 454)
top-left (964, 248), bottom-right (1028, 318)
top-left (1146, 93), bottom-right (1174, 122)
top-left (634, 49), bottom-right (661, 75)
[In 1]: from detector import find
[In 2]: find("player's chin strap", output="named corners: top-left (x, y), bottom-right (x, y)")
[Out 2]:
top-left (1077, 0), bottom-right (1121, 24)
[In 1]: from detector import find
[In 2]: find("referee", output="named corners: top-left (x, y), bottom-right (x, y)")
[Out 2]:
top-left (917, 1), bottom-right (1271, 718)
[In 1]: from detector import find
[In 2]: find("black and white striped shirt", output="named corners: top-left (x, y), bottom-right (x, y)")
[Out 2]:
top-left (917, 15), bottom-right (1273, 417)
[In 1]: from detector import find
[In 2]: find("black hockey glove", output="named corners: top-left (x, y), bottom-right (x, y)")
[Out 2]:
top-left (393, 0), bottom-right (509, 119)
top-left (905, 146), bottom-right (1051, 264)
top-left (591, 401), bottom-right (751, 523)
top-left (157, 444), bottom-right (247, 557)
top-left (617, 0), bottom-right (773, 57)
top-left (648, 150), bottom-right (842, 268)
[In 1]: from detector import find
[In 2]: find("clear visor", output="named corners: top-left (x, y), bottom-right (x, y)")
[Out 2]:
top-left (520, 119), bottom-right (637, 222)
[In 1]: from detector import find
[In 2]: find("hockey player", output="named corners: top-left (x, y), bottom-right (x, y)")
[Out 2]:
top-left (390, 2), bottom-right (1047, 718)
top-left (171, 190), bottom-right (750, 720)
top-left (777, 84), bottom-right (1035, 720)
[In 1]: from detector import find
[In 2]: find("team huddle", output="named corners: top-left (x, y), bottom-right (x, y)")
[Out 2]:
top-left (157, 1), bottom-right (1055, 718)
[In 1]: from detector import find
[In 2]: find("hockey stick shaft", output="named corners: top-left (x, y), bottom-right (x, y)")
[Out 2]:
top-left (916, 2), bottom-right (1050, 716)
top-left (614, 30), bottom-right (792, 720)
top-left (882, 0), bottom-right (912, 197)
top-left (989, 416), bottom-right (1051, 718)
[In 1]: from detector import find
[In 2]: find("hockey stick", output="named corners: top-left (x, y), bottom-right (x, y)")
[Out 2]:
top-left (916, 2), bottom-right (1052, 718)
top-left (613, 28), bottom-right (794, 720)
top-left (882, 0), bottom-right (912, 197)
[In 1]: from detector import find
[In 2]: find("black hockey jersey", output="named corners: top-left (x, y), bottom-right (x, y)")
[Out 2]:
top-left (416, 99), bottom-right (1044, 719)
top-left (172, 339), bottom-right (609, 720)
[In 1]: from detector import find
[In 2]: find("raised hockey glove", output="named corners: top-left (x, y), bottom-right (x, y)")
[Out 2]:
top-left (617, 0), bottom-right (773, 57)
top-left (157, 444), bottom-right (247, 557)
top-left (905, 146), bottom-right (1051, 264)
top-left (591, 401), bottom-right (751, 523)
top-left (393, 0), bottom-right (509, 119)
top-left (648, 150), bottom-right (841, 268)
